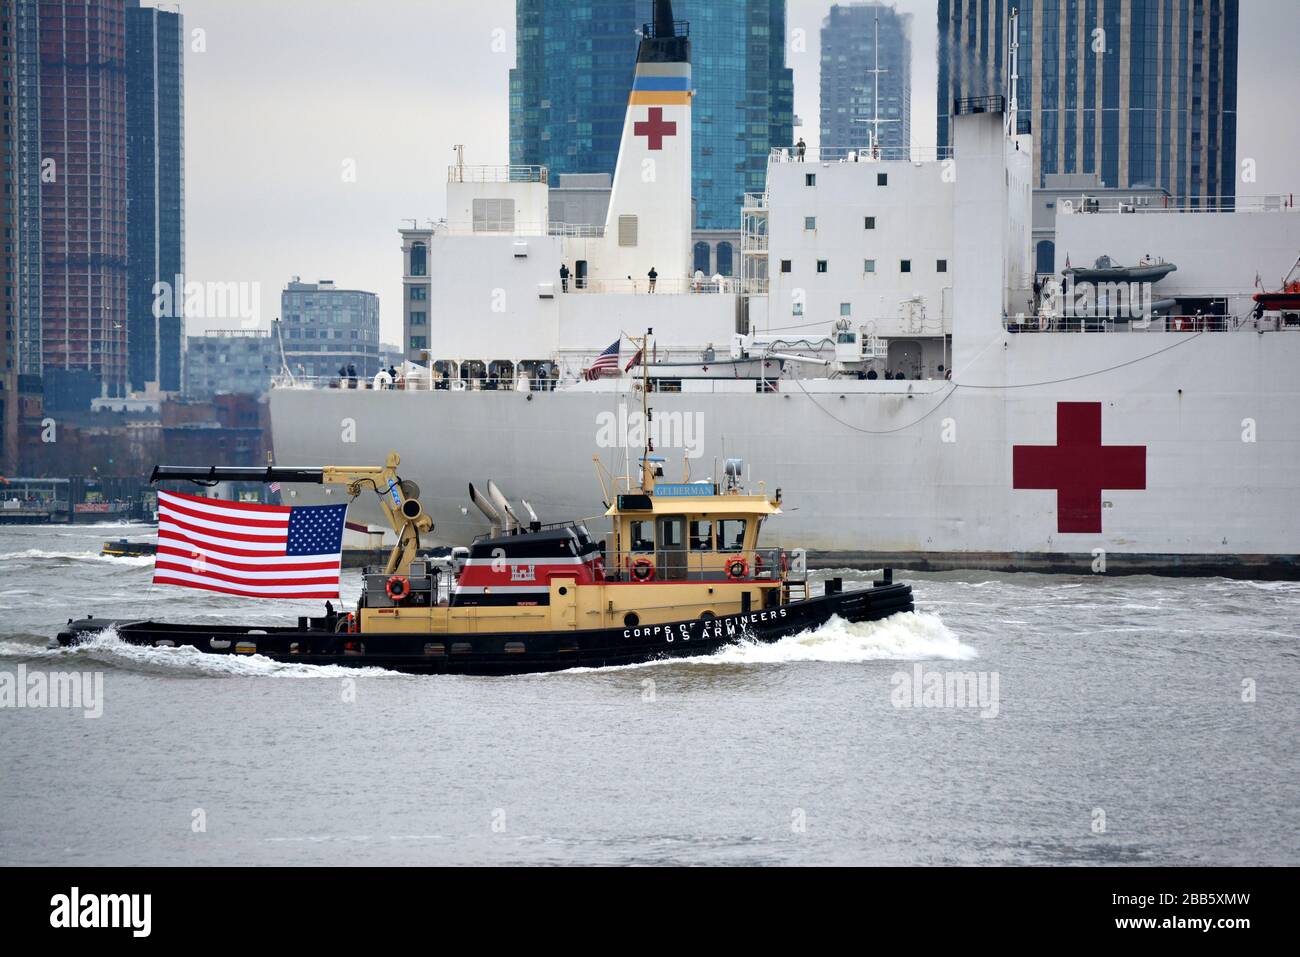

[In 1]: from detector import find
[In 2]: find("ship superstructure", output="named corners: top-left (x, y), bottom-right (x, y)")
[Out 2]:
top-left (269, 4), bottom-right (1300, 577)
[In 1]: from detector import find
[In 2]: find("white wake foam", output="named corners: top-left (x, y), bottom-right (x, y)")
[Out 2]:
top-left (711, 612), bottom-right (978, 665)
top-left (6, 626), bottom-right (406, 679)
top-left (0, 548), bottom-right (154, 567)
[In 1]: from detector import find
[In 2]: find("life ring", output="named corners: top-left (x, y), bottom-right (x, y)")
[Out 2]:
top-left (725, 556), bottom-right (749, 580)
top-left (631, 558), bottom-right (655, 582)
top-left (385, 575), bottom-right (410, 601)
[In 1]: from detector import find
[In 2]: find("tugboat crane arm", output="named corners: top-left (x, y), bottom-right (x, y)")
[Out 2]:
top-left (150, 451), bottom-right (433, 577)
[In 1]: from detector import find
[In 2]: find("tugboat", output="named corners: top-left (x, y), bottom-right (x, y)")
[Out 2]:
top-left (58, 340), bottom-right (913, 675)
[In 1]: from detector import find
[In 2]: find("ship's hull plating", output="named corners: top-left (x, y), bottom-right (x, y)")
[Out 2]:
top-left (270, 332), bottom-right (1300, 577)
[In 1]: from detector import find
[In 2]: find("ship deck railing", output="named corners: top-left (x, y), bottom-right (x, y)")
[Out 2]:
top-left (770, 145), bottom-right (955, 164)
top-left (607, 547), bottom-right (793, 585)
top-left (1061, 193), bottom-right (1296, 215)
top-left (1003, 313), bottom-right (1293, 334)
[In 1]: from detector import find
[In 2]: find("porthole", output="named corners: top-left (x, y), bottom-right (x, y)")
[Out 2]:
top-left (558, 586), bottom-right (568, 596)
top-left (699, 611), bottom-right (716, 621)
top-left (624, 612), bottom-right (640, 628)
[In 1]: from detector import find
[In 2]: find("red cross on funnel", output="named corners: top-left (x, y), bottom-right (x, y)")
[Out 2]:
top-left (634, 107), bottom-right (677, 150)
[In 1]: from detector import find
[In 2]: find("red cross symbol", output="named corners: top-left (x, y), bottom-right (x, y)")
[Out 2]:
top-left (1012, 402), bottom-right (1146, 534)
top-left (633, 107), bottom-right (677, 150)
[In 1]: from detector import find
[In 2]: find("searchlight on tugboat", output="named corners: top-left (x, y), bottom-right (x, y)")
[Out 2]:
top-left (58, 334), bottom-right (914, 675)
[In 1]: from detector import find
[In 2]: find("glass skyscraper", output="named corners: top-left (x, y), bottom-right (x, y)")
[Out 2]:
top-left (937, 0), bottom-right (1238, 206)
top-left (820, 2), bottom-right (913, 156)
top-left (510, 0), bottom-right (793, 231)
top-left (126, 1), bottom-right (185, 393)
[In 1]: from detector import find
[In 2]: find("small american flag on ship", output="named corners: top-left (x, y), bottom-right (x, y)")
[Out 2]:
top-left (268, 481), bottom-right (281, 493)
top-left (154, 490), bottom-right (346, 599)
top-left (583, 339), bottom-right (622, 380)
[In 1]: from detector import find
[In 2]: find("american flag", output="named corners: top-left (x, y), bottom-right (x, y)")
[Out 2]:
top-left (623, 346), bottom-right (644, 372)
top-left (583, 339), bottom-right (622, 380)
top-left (154, 490), bottom-right (346, 599)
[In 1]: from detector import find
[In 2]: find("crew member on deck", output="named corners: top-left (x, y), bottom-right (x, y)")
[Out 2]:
top-left (648, 266), bottom-right (658, 293)
top-left (560, 263), bottom-right (570, 292)
top-left (795, 137), bottom-right (806, 161)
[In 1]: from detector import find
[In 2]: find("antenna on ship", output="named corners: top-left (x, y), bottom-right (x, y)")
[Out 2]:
top-left (851, 9), bottom-right (898, 158)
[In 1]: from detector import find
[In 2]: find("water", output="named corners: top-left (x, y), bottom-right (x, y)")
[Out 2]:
top-left (1, 524), bottom-right (1296, 866)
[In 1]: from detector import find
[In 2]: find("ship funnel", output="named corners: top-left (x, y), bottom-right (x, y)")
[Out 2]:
top-left (520, 498), bottom-right (542, 532)
top-left (487, 480), bottom-right (520, 534)
top-left (468, 482), bottom-right (501, 536)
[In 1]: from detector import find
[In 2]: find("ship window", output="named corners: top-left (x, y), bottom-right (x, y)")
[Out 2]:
top-left (629, 520), bottom-right (654, 552)
top-left (690, 520), bottom-right (714, 551)
top-left (865, 259), bottom-right (876, 273)
top-left (804, 216), bottom-right (816, 230)
top-left (618, 214), bottom-right (638, 247)
top-left (900, 259), bottom-right (912, 273)
top-left (877, 173), bottom-right (888, 186)
top-left (805, 173), bottom-right (816, 186)
top-left (864, 216), bottom-right (876, 229)
top-left (717, 519), bottom-right (747, 551)
top-left (780, 260), bottom-right (791, 273)
top-left (816, 260), bottom-right (828, 273)
top-left (936, 259), bottom-right (948, 273)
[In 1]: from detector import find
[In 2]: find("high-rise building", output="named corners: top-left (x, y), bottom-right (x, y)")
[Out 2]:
top-left (1, 0), bottom-right (16, 475)
top-left (36, 0), bottom-right (130, 399)
top-left (10, 0), bottom-right (42, 384)
top-left (280, 280), bottom-right (381, 379)
top-left (820, 3), bottom-right (912, 157)
top-left (126, 1), bottom-right (185, 394)
top-left (185, 329), bottom-right (279, 399)
top-left (936, 0), bottom-right (1238, 205)
top-left (510, 0), bottom-right (793, 233)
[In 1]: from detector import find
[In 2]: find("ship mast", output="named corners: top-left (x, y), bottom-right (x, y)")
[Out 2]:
top-left (852, 9), bottom-right (898, 157)
top-left (639, 328), bottom-right (655, 492)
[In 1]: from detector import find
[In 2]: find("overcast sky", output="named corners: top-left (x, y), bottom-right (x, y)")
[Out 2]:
top-left (175, 0), bottom-right (1299, 343)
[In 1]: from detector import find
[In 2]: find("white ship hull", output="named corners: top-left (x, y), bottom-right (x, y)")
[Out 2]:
top-left (271, 330), bottom-right (1300, 577)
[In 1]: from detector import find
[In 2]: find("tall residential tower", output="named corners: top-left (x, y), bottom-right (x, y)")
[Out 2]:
top-left (126, 0), bottom-right (185, 394)
top-left (937, 0), bottom-right (1238, 205)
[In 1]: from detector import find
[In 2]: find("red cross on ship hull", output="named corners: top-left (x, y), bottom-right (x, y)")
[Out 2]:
top-left (633, 107), bottom-right (677, 150)
top-left (1012, 402), bottom-right (1146, 534)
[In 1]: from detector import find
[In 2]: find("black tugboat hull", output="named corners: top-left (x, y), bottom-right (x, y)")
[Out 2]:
top-left (56, 583), bottom-right (914, 676)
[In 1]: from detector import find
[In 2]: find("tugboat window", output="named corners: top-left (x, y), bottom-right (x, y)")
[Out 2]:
top-left (718, 519), bottom-right (747, 551)
top-left (630, 520), bottom-right (654, 552)
top-left (690, 520), bottom-right (714, 550)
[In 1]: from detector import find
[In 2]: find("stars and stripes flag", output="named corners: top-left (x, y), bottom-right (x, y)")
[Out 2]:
top-left (624, 346), bottom-right (644, 372)
top-left (583, 339), bottom-right (622, 380)
top-left (154, 490), bottom-right (347, 599)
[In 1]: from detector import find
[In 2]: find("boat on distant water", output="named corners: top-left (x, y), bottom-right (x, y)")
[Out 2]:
top-left (100, 539), bottom-right (156, 558)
